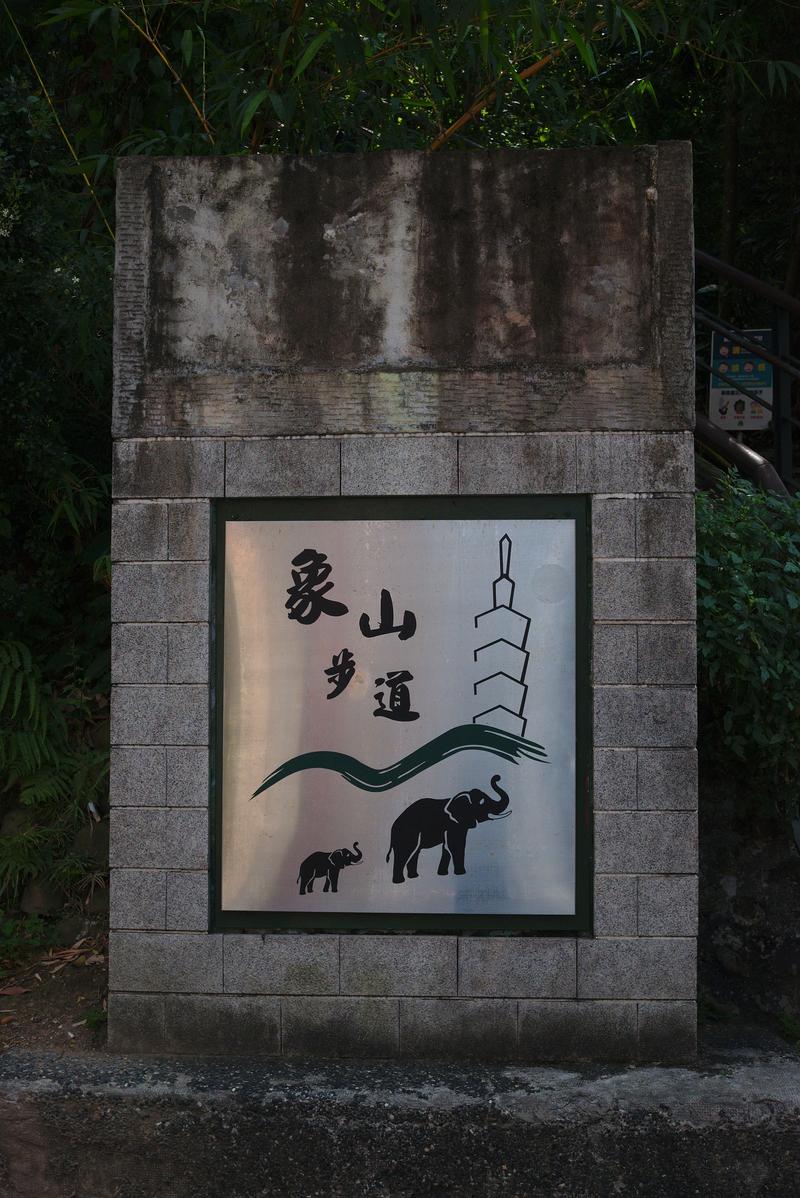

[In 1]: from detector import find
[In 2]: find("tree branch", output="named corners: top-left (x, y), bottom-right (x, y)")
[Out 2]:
top-left (428, 1), bottom-right (650, 152)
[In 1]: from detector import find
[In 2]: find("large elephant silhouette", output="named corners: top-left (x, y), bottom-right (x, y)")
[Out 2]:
top-left (386, 775), bottom-right (510, 884)
top-left (297, 842), bottom-right (362, 895)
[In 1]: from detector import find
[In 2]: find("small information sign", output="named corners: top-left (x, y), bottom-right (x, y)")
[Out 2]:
top-left (709, 328), bottom-right (773, 431)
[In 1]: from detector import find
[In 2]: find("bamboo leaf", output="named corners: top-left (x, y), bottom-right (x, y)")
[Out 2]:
top-left (240, 89), bottom-right (268, 136)
top-left (292, 30), bottom-right (332, 81)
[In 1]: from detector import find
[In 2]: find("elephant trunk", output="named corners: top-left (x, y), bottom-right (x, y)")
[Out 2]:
top-left (486, 775), bottom-right (510, 817)
top-left (350, 841), bottom-right (362, 863)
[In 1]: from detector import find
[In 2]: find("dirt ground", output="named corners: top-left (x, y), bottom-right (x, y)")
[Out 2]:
top-left (0, 930), bottom-right (108, 1055)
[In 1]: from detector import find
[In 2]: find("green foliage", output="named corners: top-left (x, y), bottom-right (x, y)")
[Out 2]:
top-left (696, 474), bottom-right (800, 810)
top-left (0, 73), bottom-right (110, 908)
top-left (85, 1004), bottom-right (107, 1029)
top-left (0, 914), bottom-right (55, 973)
top-left (777, 1013), bottom-right (800, 1048)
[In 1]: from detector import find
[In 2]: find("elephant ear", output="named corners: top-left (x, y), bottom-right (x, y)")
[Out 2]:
top-left (446, 791), bottom-right (478, 829)
top-left (330, 850), bottom-right (346, 867)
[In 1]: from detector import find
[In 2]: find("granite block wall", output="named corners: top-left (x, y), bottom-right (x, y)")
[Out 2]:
top-left (109, 432), bottom-right (697, 1062)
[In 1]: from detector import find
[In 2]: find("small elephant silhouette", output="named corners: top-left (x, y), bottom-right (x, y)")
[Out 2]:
top-left (387, 775), bottom-right (510, 884)
top-left (297, 842), bottom-right (363, 895)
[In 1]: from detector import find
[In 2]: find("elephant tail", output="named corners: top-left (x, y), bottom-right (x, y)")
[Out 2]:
top-left (385, 845), bottom-right (392, 863)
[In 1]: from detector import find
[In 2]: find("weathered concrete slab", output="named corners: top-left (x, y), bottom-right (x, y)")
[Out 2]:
top-left (0, 1040), bottom-right (798, 1197)
top-left (113, 145), bottom-right (693, 437)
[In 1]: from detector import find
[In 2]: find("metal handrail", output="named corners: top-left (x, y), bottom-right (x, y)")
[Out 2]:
top-left (695, 307), bottom-right (800, 382)
top-left (694, 249), bottom-right (797, 489)
top-left (695, 249), bottom-right (800, 320)
top-left (697, 356), bottom-right (800, 430)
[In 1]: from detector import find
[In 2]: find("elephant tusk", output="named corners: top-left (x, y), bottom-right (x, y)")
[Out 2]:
top-left (487, 810), bottom-right (512, 819)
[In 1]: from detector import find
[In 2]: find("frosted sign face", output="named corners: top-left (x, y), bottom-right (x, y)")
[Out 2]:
top-left (216, 500), bottom-right (586, 928)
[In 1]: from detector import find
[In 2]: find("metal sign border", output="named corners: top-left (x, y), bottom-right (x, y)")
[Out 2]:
top-left (209, 495), bottom-right (592, 936)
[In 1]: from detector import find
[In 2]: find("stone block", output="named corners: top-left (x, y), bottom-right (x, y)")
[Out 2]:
top-left (110, 747), bottom-right (165, 806)
top-left (107, 993), bottom-right (167, 1052)
top-left (166, 809), bottom-right (208, 870)
top-left (593, 749), bottom-right (637, 810)
top-left (342, 435), bottom-right (457, 495)
top-left (591, 497), bottom-right (636, 558)
top-left (113, 438), bottom-right (224, 498)
top-left (458, 435), bottom-right (577, 494)
top-left (111, 624), bottom-right (168, 685)
top-left (111, 561), bottom-right (209, 624)
top-left (282, 997), bottom-right (399, 1058)
top-left (458, 937), bottom-right (575, 998)
top-left (111, 686), bottom-right (208, 746)
top-left (166, 872), bottom-right (208, 931)
top-left (226, 437), bottom-right (340, 497)
top-left (115, 148), bottom-right (694, 438)
top-left (109, 932), bottom-right (223, 993)
top-left (593, 624), bottom-right (637, 685)
top-left (593, 686), bottom-right (696, 748)
top-left (340, 935), bottom-right (457, 997)
top-left (110, 808), bottom-right (166, 870)
top-left (111, 502), bottom-right (168, 561)
top-left (576, 433), bottom-right (694, 493)
top-left (636, 496), bottom-right (695, 558)
top-left (638, 876), bottom-right (698, 937)
top-left (637, 625), bottom-right (696, 685)
top-left (637, 749), bottom-right (698, 810)
top-left (224, 934), bottom-right (339, 995)
top-left (518, 1000), bottom-right (637, 1061)
top-left (168, 501), bottom-right (210, 560)
top-left (167, 747), bottom-right (209, 806)
top-left (593, 560), bottom-right (694, 621)
top-left (577, 938), bottom-right (696, 1000)
top-left (595, 812), bottom-right (697, 875)
top-left (637, 1000), bottom-right (697, 1060)
top-left (110, 869), bottom-right (166, 930)
top-left (399, 998), bottom-right (517, 1060)
top-left (594, 875), bottom-right (638, 937)
top-left (165, 995), bottom-right (280, 1055)
top-left (168, 624), bottom-right (209, 684)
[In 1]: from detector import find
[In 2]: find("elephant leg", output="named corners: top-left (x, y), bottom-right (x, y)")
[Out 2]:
top-left (447, 829), bottom-right (467, 875)
top-left (330, 868), bottom-right (339, 893)
top-left (306, 876), bottom-right (314, 893)
top-left (391, 832), bottom-right (415, 884)
top-left (323, 872), bottom-right (331, 892)
top-left (437, 844), bottom-right (451, 875)
top-left (406, 841), bottom-right (423, 879)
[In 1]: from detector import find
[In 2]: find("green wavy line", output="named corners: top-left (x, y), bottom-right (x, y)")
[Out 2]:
top-left (251, 723), bottom-right (547, 798)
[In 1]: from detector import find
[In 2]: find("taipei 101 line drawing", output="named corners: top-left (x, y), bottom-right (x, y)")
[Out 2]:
top-left (472, 535), bottom-right (531, 737)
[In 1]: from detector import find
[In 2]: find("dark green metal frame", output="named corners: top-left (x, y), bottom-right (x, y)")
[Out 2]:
top-left (209, 495), bottom-right (592, 935)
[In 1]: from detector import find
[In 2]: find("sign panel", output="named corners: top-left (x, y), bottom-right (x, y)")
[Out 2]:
top-left (214, 498), bottom-right (589, 931)
top-left (708, 328), bottom-right (773, 431)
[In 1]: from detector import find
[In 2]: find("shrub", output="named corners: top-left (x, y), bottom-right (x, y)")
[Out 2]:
top-left (0, 78), bottom-right (111, 909)
top-left (696, 473), bottom-right (800, 812)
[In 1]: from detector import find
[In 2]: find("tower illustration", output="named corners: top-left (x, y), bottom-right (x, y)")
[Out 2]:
top-left (473, 535), bottom-right (531, 737)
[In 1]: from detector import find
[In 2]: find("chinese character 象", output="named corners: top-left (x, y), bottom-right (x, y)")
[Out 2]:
top-left (285, 549), bottom-right (349, 625)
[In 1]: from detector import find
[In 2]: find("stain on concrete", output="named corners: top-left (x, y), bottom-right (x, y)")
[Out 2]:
top-left (113, 147), bottom-right (693, 437)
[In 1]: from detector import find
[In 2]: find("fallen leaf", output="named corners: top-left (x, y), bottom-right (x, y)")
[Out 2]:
top-left (0, 1015), bottom-right (15, 1025)
top-left (0, 986), bottom-right (29, 996)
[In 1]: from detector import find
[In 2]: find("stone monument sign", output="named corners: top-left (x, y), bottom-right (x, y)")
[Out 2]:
top-left (109, 145), bottom-right (697, 1061)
